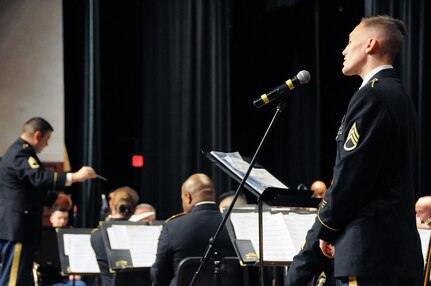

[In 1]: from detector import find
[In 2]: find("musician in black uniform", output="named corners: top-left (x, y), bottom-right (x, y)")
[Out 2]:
top-left (416, 196), bottom-right (431, 228)
top-left (150, 173), bottom-right (236, 286)
top-left (90, 186), bottom-right (139, 286)
top-left (0, 117), bottom-right (97, 286)
top-left (315, 16), bottom-right (423, 285)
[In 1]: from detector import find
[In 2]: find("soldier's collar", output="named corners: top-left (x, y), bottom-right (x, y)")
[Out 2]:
top-left (359, 64), bottom-right (393, 89)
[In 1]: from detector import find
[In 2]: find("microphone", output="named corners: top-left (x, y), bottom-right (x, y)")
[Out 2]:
top-left (296, 183), bottom-right (308, 190)
top-left (100, 193), bottom-right (110, 221)
top-left (253, 70), bottom-right (311, 108)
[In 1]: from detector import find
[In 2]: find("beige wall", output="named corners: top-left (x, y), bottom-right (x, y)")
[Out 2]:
top-left (0, 0), bottom-right (64, 162)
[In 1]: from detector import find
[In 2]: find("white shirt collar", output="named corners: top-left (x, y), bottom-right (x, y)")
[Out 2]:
top-left (194, 201), bottom-right (216, 207)
top-left (359, 65), bottom-right (393, 89)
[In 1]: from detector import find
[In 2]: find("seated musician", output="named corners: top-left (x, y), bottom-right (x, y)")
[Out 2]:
top-left (90, 186), bottom-right (139, 286)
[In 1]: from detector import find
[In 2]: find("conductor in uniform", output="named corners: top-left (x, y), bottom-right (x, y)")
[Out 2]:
top-left (0, 117), bottom-right (97, 285)
top-left (150, 173), bottom-right (236, 286)
top-left (315, 16), bottom-right (423, 285)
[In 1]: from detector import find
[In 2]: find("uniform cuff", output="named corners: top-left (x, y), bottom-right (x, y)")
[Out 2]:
top-left (66, 173), bottom-right (73, 186)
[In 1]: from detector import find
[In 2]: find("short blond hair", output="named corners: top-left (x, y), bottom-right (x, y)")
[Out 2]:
top-left (361, 15), bottom-right (406, 61)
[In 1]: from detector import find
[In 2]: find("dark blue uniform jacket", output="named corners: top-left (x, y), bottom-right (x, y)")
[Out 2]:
top-left (150, 203), bottom-right (236, 286)
top-left (0, 138), bottom-right (66, 246)
top-left (316, 69), bottom-right (423, 278)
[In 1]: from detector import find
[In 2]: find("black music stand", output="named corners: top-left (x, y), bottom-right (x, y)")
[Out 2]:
top-left (191, 98), bottom-right (312, 286)
top-left (223, 205), bottom-right (317, 266)
top-left (203, 151), bottom-right (320, 285)
top-left (56, 228), bottom-right (101, 276)
top-left (99, 220), bottom-right (163, 286)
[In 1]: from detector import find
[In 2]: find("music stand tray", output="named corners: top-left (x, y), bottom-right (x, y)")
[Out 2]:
top-left (56, 228), bottom-right (100, 275)
top-left (99, 220), bottom-right (162, 272)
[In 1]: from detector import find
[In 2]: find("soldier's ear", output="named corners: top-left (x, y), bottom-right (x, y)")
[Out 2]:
top-left (366, 38), bottom-right (379, 54)
top-left (185, 192), bottom-right (192, 204)
top-left (33, 131), bottom-right (42, 142)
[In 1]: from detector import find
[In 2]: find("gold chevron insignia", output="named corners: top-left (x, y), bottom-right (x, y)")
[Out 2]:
top-left (344, 123), bottom-right (360, 151)
top-left (28, 157), bottom-right (40, 169)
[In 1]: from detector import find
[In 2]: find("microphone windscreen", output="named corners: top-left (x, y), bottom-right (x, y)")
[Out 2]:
top-left (297, 70), bottom-right (311, 84)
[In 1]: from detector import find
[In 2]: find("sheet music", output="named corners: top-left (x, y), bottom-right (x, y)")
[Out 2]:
top-left (210, 151), bottom-right (288, 193)
top-left (127, 225), bottom-right (163, 267)
top-left (63, 234), bottom-right (100, 273)
top-left (230, 212), bottom-right (297, 261)
top-left (107, 225), bottom-right (130, 249)
top-left (129, 211), bottom-right (156, 222)
top-left (107, 224), bottom-right (163, 267)
top-left (230, 211), bottom-right (316, 262)
top-left (282, 213), bottom-right (316, 251)
top-left (418, 228), bottom-right (431, 265)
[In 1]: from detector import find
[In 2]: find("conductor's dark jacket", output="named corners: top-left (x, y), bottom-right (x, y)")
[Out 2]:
top-left (316, 69), bottom-right (423, 278)
top-left (150, 202), bottom-right (236, 286)
top-left (0, 138), bottom-right (66, 246)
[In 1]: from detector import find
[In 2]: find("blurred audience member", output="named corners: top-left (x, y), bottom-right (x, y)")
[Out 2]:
top-left (43, 193), bottom-right (73, 227)
top-left (217, 190), bottom-right (248, 212)
top-left (310, 180), bottom-right (327, 199)
top-left (37, 207), bottom-right (85, 286)
top-left (416, 196), bottom-right (431, 228)
top-left (49, 207), bottom-right (69, 228)
top-left (130, 203), bottom-right (157, 222)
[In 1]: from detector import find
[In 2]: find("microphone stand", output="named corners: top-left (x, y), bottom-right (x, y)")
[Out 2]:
top-left (190, 99), bottom-right (288, 286)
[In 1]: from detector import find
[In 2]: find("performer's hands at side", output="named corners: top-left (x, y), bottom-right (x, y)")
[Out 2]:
top-left (71, 166), bottom-right (97, 183)
top-left (319, 239), bottom-right (335, 259)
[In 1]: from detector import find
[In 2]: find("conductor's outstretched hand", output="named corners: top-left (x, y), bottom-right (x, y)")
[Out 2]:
top-left (72, 166), bottom-right (97, 183)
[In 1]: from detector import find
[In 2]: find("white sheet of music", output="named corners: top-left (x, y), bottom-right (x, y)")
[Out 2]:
top-left (417, 228), bottom-right (431, 265)
top-left (107, 225), bottom-right (130, 249)
top-left (63, 234), bottom-right (100, 273)
top-left (230, 212), bottom-right (297, 261)
top-left (106, 224), bottom-right (163, 267)
top-left (127, 225), bottom-right (163, 267)
top-left (210, 151), bottom-right (288, 193)
top-left (282, 213), bottom-right (316, 251)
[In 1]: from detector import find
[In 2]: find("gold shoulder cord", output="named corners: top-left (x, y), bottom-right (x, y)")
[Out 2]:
top-left (166, 212), bottom-right (187, 222)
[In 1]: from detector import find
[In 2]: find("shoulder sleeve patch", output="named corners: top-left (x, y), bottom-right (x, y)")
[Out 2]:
top-left (28, 156), bottom-right (40, 169)
top-left (343, 122), bottom-right (360, 151)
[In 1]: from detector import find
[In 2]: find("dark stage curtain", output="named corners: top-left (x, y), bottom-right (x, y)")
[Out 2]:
top-left (139, 0), bottom-right (232, 217)
top-left (64, 0), bottom-right (232, 223)
top-left (365, 0), bottom-right (431, 197)
top-left (62, 0), bottom-right (431, 225)
top-left (63, 0), bottom-right (103, 227)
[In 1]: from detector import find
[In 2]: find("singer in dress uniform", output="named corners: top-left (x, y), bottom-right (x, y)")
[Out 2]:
top-left (315, 16), bottom-right (423, 286)
top-left (0, 117), bottom-right (96, 286)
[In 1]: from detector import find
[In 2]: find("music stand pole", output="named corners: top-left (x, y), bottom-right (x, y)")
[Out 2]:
top-left (190, 99), bottom-right (288, 286)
